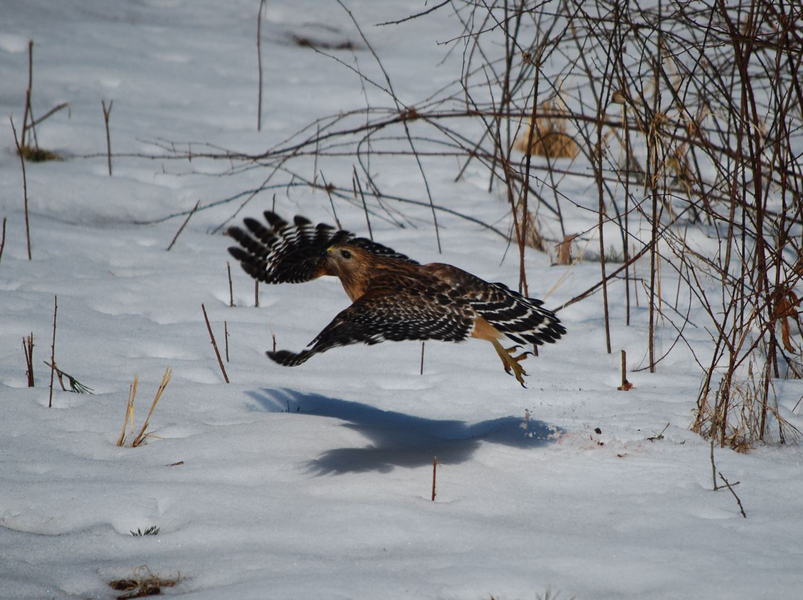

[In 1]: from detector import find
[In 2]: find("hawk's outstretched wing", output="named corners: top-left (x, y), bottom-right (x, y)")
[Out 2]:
top-left (227, 212), bottom-right (416, 285)
top-left (267, 280), bottom-right (474, 366)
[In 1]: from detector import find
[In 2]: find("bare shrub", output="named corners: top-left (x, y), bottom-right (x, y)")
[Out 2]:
top-left (697, 358), bottom-right (799, 452)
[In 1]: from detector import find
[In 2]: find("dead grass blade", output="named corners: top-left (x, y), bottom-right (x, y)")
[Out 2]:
top-left (117, 376), bottom-right (138, 447)
top-left (514, 99), bottom-right (579, 160)
top-left (131, 368), bottom-right (172, 448)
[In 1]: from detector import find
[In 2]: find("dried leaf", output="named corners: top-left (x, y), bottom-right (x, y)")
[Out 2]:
top-left (780, 317), bottom-right (795, 353)
top-left (775, 291), bottom-right (800, 353)
top-left (557, 235), bottom-right (573, 265)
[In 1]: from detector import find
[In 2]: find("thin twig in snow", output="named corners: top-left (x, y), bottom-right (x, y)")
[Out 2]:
top-left (21, 40), bottom-right (33, 148)
top-left (101, 99), bottom-right (113, 176)
top-left (202, 304), bottom-right (230, 383)
top-left (224, 321), bottom-right (230, 362)
top-left (420, 342), bottom-right (425, 376)
top-left (431, 455), bottom-right (438, 501)
top-left (166, 199), bottom-right (200, 251)
top-left (353, 167), bottom-right (373, 241)
top-left (9, 117), bottom-right (32, 260)
top-left (48, 296), bottom-right (58, 408)
top-left (718, 472), bottom-right (747, 518)
top-left (227, 262), bottom-right (235, 307)
top-left (23, 334), bottom-right (34, 387)
top-left (0, 217), bottom-right (6, 263)
top-left (256, 0), bottom-right (267, 131)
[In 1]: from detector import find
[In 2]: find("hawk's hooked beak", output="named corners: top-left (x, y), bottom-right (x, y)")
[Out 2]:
top-left (326, 246), bottom-right (334, 254)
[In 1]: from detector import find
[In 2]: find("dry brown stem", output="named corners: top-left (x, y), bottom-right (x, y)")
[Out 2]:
top-left (227, 262), bottom-right (235, 307)
top-left (22, 333), bottom-right (34, 387)
top-left (431, 455), bottom-right (437, 501)
top-left (101, 99), bottom-right (113, 176)
top-left (618, 350), bottom-right (633, 391)
top-left (202, 303), bottom-right (230, 383)
top-left (419, 342), bottom-right (425, 376)
top-left (256, 0), bottom-right (267, 131)
top-left (718, 472), bottom-right (747, 518)
top-left (48, 296), bottom-right (58, 407)
top-left (224, 320), bottom-right (230, 362)
top-left (0, 217), bottom-right (6, 263)
top-left (9, 116), bottom-right (31, 260)
top-left (166, 199), bottom-right (200, 251)
top-left (21, 40), bottom-right (33, 148)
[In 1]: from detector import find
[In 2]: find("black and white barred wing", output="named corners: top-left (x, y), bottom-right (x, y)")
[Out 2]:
top-left (470, 282), bottom-right (565, 346)
top-left (228, 212), bottom-right (343, 284)
top-left (227, 211), bottom-right (417, 285)
top-left (267, 283), bottom-right (473, 366)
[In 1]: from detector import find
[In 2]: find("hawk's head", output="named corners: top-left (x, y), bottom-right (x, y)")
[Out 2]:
top-left (325, 243), bottom-right (376, 301)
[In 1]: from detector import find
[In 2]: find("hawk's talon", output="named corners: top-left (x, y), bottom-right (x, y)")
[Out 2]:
top-left (504, 346), bottom-right (533, 362)
top-left (492, 339), bottom-right (529, 387)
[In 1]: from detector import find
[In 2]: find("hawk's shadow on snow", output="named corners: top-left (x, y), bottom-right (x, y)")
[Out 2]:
top-left (246, 388), bottom-right (560, 475)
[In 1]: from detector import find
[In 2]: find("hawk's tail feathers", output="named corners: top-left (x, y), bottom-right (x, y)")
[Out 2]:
top-left (504, 307), bottom-right (566, 347)
top-left (473, 282), bottom-right (566, 348)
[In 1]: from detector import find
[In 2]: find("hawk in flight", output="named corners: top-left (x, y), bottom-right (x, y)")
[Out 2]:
top-left (227, 212), bottom-right (565, 386)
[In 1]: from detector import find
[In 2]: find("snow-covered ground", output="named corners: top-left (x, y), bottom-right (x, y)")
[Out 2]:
top-left (2, 1), bottom-right (802, 598)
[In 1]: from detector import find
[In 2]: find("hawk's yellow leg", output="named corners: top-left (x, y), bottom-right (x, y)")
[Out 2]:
top-left (489, 338), bottom-right (529, 387)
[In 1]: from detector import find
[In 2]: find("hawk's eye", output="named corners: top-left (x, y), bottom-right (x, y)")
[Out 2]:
top-left (340, 249), bottom-right (352, 259)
